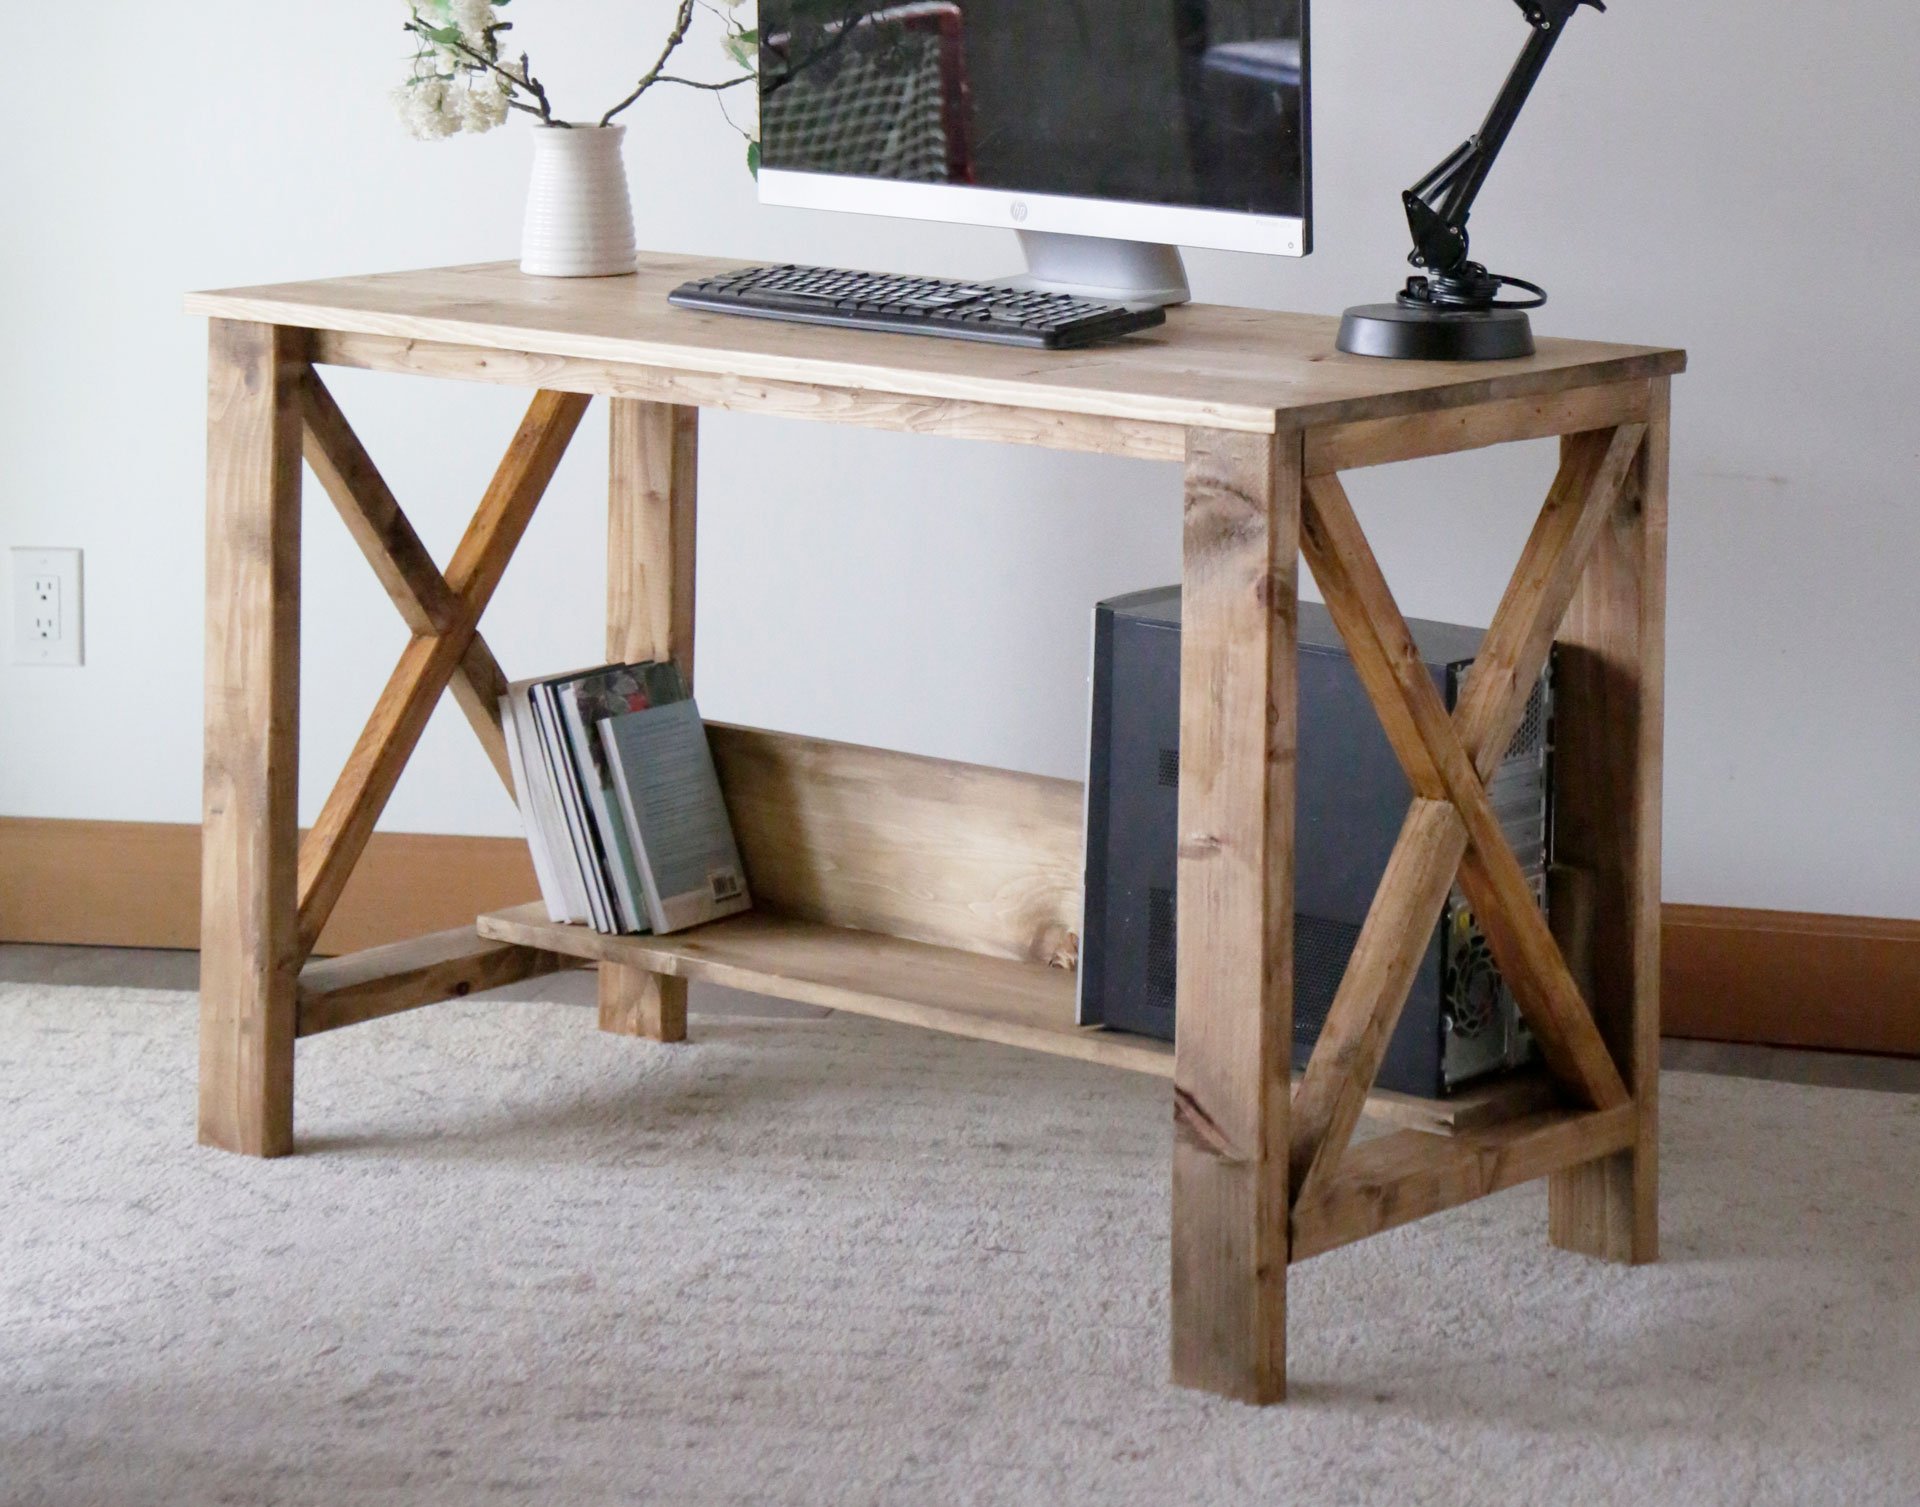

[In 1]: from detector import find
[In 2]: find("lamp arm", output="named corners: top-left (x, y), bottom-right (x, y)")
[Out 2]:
top-left (1403, 0), bottom-right (1603, 282)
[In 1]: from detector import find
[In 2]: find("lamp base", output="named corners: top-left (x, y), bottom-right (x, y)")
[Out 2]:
top-left (1337, 302), bottom-right (1535, 361)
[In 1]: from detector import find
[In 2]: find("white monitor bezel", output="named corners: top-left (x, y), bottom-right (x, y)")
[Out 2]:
top-left (758, 169), bottom-right (1309, 259)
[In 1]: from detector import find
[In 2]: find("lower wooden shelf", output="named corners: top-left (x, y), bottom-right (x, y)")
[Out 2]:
top-left (477, 903), bottom-right (1554, 1136)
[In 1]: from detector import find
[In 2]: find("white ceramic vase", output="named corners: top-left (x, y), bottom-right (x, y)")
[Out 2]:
top-left (520, 124), bottom-right (637, 278)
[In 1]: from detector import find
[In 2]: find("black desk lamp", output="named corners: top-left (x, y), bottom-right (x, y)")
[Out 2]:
top-left (1338, 0), bottom-right (1604, 361)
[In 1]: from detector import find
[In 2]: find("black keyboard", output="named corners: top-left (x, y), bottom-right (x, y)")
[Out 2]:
top-left (667, 264), bottom-right (1167, 349)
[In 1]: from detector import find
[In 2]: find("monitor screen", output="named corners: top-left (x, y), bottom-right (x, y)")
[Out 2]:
top-left (757, 0), bottom-right (1309, 226)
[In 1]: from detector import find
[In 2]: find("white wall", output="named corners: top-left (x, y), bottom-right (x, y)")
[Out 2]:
top-left (3, 4), bottom-right (1918, 919)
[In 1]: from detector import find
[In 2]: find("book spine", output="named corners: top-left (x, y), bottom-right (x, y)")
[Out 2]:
top-left (557, 688), bottom-right (648, 934)
top-left (515, 683), bottom-right (591, 924)
top-left (500, 691), bottom-right (567, 924)
top-left (535, 684), bottom-right (614, 932)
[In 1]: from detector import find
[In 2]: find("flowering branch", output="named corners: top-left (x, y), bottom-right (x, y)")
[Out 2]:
top-left (393, 0), bottom-right (757, 158)
top-left (403, 19), bottom-right (556, 124)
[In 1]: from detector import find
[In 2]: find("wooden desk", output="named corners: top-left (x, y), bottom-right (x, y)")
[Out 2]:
top-left (186, 256), bottom-right (1683, 1403)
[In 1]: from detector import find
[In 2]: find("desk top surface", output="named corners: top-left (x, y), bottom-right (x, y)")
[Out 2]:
top-left (187, 255), bottom-right (1685, 433)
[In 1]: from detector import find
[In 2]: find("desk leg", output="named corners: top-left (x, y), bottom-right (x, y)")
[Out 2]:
top-left (1548, 378), bottom-right (1669, 1262)
top-left (1170, 428), bottom-right (1300, 1403)
top-left (199, 320), bottom-right (304, 1156)
top-left (601, 399), bottom-right (698, 1042)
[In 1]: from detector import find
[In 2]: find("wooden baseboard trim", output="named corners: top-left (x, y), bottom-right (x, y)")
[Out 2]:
top-left (1661, 902), bottom-right (1920, 1058)
top-left (3, 818), bottom-right (1914, 1058)
top-left (0, 817), bottom-right (538, 959)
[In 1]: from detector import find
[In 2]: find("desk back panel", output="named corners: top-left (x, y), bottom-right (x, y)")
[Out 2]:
top-left (706, 724), bottom-right (1084, 968)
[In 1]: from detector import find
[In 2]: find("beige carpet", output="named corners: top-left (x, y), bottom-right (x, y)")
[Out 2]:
top-left (3, 982), bottom-right (1918, 1507)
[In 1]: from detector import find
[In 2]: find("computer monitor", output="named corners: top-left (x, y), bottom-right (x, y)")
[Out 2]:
top-left (755, 0), bottom-right (1311, 304)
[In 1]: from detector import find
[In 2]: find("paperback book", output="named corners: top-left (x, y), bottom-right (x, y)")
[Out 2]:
top-left (499, 660), bottom-right (750, 936)
top-left (599, 700), bottom-right (752, 933)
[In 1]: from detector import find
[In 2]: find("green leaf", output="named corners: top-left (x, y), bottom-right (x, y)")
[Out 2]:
top-left (747, 140), bottom-right (761, 177)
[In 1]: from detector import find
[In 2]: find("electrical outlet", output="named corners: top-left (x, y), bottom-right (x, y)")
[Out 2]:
top-left (11, 548), bottom-right (84, 666)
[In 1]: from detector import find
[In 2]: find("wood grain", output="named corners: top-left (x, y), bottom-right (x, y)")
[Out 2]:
top-left (480, 903), bottom-right (1554, 1133)
top-left (1169, 428), bottom-right (1298, 1403)
top-left (482, 904), bottom-right (1171, 1075)
top-left (295, 389), bottom-right (589, 958)
top-left (1290, 1104), bottom-right (1638, 1261)
top-left (298, 370), bottom-right (457, 635)
top-left (310, 330), bottom-right (1189, 463)
top-left (599, 399), bottom-right (697, 1041)
top-left (296, 926), bottom-right (567, 1036)
top-left (1286, 799), bottom-right (1471, 1204)
top-left (187, 257), bottom-right (1685, 438)
top-left (1293, 466), bottom-right (1629, 1187)
top-left (705, 724), bottom-right (1084, 968)
top-left (298, 368), bottom-right (516, 794)
top-left (607, 400), bottom-right (697, 684)
top-left (1548, 377), bottom-right (1670, 1264)
top-left (447, 635), bottom-right (516, 795)
top-left (593, 961), bottom-right (681, 1041)
top-left (1550, 863), bottom-right (1599, 1008)
top-left (1304, 380), bottom-right (1649, 476)
top-left (199, 319), bottom-right (305, 1157)
top-left (1450, 423), bottom-right (1648, 777)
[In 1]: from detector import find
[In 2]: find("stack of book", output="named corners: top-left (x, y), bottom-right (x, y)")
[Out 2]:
top-left (500, 662), bottom-right (752, 935)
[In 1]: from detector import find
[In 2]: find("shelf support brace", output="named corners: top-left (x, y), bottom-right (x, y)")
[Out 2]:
top-left (1287, 423), bottom-right (1645, 1209)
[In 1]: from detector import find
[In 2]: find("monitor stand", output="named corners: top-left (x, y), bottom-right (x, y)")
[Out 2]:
top-left (1000, 231), bottom-right (1191, 308)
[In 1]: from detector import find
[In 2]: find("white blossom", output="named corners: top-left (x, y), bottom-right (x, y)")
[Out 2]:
top-left (449, 0), bottom-right (497, 39)
top-left (396, 0), bottom-right (512, 138)
top-left (393, 77), bottom-right (460, 140)
top-left (457, 78), bottom-right (512, 131)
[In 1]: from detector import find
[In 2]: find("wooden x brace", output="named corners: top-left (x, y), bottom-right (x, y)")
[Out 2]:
top-left (292, 373), bottom-right (590, 962)
top-left (1288, 423), bottom-right (1647, 1208)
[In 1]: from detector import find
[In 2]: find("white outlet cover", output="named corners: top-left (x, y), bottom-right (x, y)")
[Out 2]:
top-left (11, 547), bottom-right (84, 667)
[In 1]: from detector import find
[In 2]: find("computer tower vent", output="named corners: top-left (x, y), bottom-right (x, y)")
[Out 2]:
top-left (1157, 748), bottom-right (1181, 788)
top-left (1443, 901), bottom-right (1502, 1040)
top-left (1439, 876), bottom-right (1544, 1086)
top-left (1294, 913), bottom-right (1361, 1048)
top-left (1146, 886), bottom-right (1178, 1008)
top-left (1505, 680), bottom-right (1549, 761)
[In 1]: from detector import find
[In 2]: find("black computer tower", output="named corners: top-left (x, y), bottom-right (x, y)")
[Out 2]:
top-left (1078, 586), bottom-right (1548, 1097)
